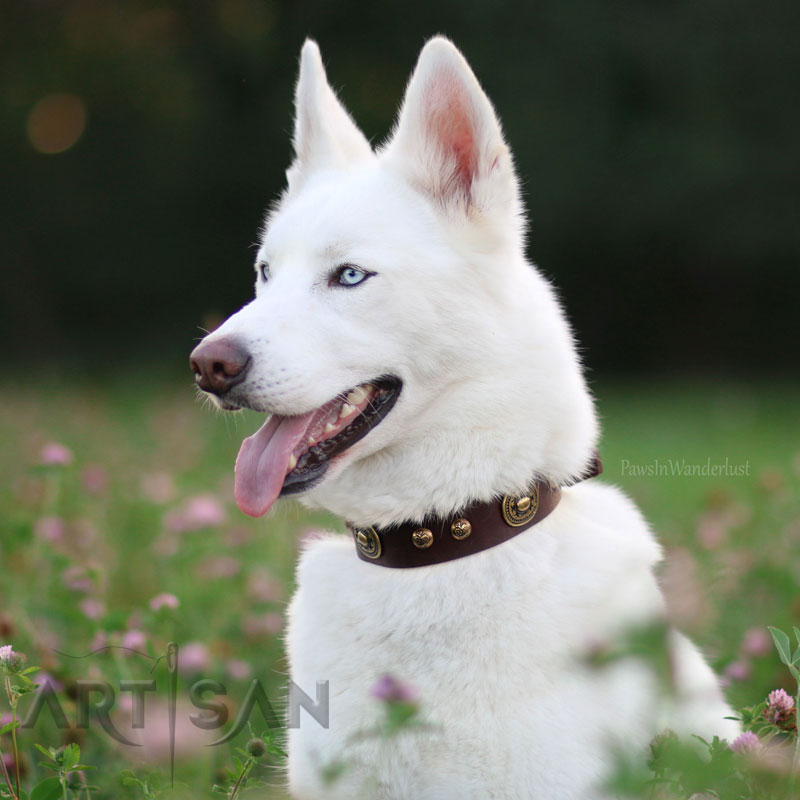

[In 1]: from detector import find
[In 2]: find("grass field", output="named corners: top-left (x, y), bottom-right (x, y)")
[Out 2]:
top-left (0, 376), bottom-right (798, 798)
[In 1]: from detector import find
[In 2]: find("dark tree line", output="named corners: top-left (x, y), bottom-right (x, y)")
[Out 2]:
top-left (2, 0), bottom-right (798, 374)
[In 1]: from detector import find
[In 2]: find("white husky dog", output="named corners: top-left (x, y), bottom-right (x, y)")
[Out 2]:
top-left (191, 37), bottom-right (737, 799)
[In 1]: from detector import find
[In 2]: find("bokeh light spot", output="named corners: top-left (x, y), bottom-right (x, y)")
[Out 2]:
top-left (27, 93), bottom-right (87, 155)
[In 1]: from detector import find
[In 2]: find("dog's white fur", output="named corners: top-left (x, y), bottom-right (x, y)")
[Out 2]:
top-left (202, 38), bottom-right (738, 799)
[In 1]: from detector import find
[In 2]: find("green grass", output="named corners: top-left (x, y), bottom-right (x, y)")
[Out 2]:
top-left (596, 380), bottom-right (800, 708)
top-left (0, 376), bottom-right (798, 798)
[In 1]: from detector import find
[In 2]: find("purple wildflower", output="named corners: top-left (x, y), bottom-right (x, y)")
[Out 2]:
top-left (226, 659), bottom-right (252, 681)
top-left (723, 660), bottom-right (751, 682)
top-left (34, 672), bottom-right (62, 691)
top-left (246, 569), bottom-right (283, 603)
top-left (61, 565), bottom-right (93, 592)
top-left (140, 472), bottom-right (176, 504)
top-left (196, 555), bottom-right (240, 580)
top-left (766, 688), bottom-right (795, 723)
top-left (165, 494), bottom-right (225, 533)
top-left (225, 526), bottom-right (253, 547)
top-left (81, 465), bottom-right (108, 495)
top-left (740, 627), bottom-right (772, 658)
top-left (1, 753), bottom-right (18, 774)
top-left (40, 442), bottom-right (74, 466)
top-left (370, 674), bottom-right (419, 704)
top-left (768, 688), bottom-right (795, 713)
top-left (243, 612), bottom-right (284, 639)
top-left (34, 516), bottom-right (65, 543)
top-left (0, 645), bottom-right (24, 671)
top-left (79, 598), bottom-right (106, 621)
top-left (121, 630), bottom-right (147, 652)
top-left (729, 731), bottom-right (760, 754)
top-left (177, 642), bottom-right (210, 675)
top-left (149, 593), bottom-right (180, 612)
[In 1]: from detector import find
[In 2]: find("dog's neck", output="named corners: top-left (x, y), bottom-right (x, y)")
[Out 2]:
top-left (304, 418), bottom-right (599, 527)
top-left (345, 451), bottom-right (602, 568)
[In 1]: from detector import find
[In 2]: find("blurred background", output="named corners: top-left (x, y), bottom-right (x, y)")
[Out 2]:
top-left (2, 0), bottom-right (798, 374)
top-left (1, 2), bottom-right (799, 797)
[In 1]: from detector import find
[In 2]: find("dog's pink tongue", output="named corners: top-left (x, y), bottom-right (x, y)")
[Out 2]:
top-left (234, 413), bottom-right (316, 517)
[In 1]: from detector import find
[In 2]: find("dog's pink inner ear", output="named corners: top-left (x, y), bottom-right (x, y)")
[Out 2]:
top-left (424, 71), bottom-right (479, 199)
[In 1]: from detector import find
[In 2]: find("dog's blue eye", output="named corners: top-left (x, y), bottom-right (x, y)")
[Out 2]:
top-left (259, 262), bottom-right (270, 282)
top-left (337, 265), bottom-right (369, 287)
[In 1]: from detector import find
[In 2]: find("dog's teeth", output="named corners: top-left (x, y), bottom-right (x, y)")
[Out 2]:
top-left (339, 403), bottom-right (355, 418)
top-left (324, 422), bottom-right (336, 433)
top-left (346, 386), bottom-right (369, 405)
top-left (287, 454), bottom-right (297, 471)
top-left (307, 436), bottom-right (316, 445)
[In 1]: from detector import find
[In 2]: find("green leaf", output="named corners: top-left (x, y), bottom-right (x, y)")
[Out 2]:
top-left (33, 743), bottom-right (55, 760)
top-left (30, 777), bottom-right (63, 800)
top-left (319, 759), bottom-right (348, 787)
top-left (61, 742), bottom-right (80, 770)
top-left (792, 628), bottom-right (800, 665)
top-left (21, 666), bottom-right (40, 675)
top-left (768, 626), bottom-right (792, 667)
top-left (385, 700), bottom-right (419, 732)
top-left (0, 719), bottom-right (19, 735)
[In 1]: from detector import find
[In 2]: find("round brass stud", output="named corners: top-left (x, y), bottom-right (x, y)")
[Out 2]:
top-left (500, 485), bottom-right (540, 527)
top-left (411, 528), bottom-right (434, 549)
top-left (352, 525), bottom-right (382, 559)
top-left (450, 518), bottom-right (472, 540)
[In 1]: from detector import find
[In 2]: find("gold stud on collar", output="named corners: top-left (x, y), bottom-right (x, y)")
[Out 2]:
top-left (352, 525), bottom-right (382, 559)
top-left (501, 485), bottom-right (540, 527)
top-left (411, 528), bottom-right (434, 549)
top-left (450, 518), bottom-right (472, 540)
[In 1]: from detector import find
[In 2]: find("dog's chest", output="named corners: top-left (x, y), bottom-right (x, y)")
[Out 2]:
top-left (284, 499), bottom-right (664, 799)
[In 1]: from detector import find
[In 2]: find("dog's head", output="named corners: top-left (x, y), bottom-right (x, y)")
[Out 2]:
top-left (191, 38), bottom-right (597, 526)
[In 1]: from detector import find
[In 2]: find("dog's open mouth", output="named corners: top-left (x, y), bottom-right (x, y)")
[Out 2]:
top-left (234, 376), bottom-right (401, 517)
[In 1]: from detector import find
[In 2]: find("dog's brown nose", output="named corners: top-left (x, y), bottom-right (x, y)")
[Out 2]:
top-left (190, 337), bottom-right (251, 395)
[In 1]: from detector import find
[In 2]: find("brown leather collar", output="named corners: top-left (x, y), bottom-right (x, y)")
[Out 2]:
top-left (348, 451), bottom-right (602, 568)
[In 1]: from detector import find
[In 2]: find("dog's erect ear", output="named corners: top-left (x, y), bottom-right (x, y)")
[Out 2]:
top-left (287, 40), bottom-right (373, 187)
top-left (382, 37), bottom-right (517, 216)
